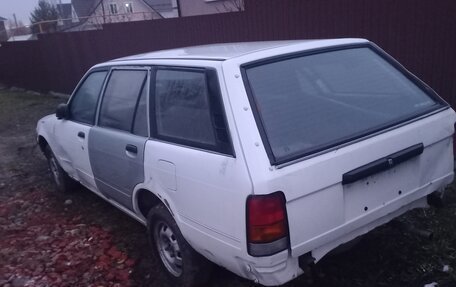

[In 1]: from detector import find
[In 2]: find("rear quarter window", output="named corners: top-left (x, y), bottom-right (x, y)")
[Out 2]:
top-left (154, 69), bottom-right (216, 145)
top-left (151, 67), bottom-right (234, 155)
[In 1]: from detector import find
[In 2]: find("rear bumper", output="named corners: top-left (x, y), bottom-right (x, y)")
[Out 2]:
top-left (293, 172), bottom-right (453, 259)
top-left (243, 172), bottom-right (453, 286)
top-left (236, 251), bottom-right (301, 286)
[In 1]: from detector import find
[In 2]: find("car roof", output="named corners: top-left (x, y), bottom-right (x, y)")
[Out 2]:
top-left (109, 38), bottom-right (369, 62)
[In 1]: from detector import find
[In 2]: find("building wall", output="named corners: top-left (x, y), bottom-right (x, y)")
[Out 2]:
top-left (179, 0), bottom-right (243, 17)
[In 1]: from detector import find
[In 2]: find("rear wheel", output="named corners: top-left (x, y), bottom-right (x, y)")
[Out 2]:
top-left (147, 204), bottom-right (212, 287)
top-left (44, 145), bottom-right (77, 193)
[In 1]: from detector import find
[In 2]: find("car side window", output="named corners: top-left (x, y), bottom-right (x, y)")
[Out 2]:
top-left (152, 68), bottom-right (233, 155)
top-left (99, 69), bottom-right (147, 132)
top-left (69, 71), bottom-right (107, 125)
top-left (154, 69), bottom-right (216, 145)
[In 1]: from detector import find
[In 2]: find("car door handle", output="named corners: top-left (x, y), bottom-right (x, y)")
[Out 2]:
top-left (77, 131), bottom-right (85, 139)
top-left (126, 144), bottom-right (138, 154)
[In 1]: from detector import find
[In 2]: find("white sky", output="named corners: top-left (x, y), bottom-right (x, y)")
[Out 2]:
top-left (0, 0), bottom-right (71, 25)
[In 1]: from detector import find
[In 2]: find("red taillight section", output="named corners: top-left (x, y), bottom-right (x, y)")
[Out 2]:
top-left (247, 192), bottom-right (288, 245)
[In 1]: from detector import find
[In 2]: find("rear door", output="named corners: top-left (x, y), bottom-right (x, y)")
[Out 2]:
top-left (89, 67), bottom-right (149, 210)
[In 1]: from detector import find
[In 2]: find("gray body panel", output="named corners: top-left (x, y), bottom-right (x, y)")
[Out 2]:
top-left (88, 126), bottom-right (147, 210)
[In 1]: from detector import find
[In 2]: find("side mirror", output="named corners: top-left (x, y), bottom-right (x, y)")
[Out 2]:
top-left (56, 103), bottom-right (69, 120)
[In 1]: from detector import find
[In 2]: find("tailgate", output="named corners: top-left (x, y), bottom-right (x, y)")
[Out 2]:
top-left (273, 109), bottom-right (455, 258)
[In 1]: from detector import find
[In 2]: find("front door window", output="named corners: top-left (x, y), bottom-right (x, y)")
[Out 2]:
top-left (69, 71), bottom-right (108, 125)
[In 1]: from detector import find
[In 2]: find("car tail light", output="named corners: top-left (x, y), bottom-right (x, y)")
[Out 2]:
top-left (246, 192), bottom-right (289, 256)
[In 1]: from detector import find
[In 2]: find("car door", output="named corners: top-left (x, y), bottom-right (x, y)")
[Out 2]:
top-left (88, 67), bottom-right (149, 210)
top-left (53, 70), bottom-right (108, 192)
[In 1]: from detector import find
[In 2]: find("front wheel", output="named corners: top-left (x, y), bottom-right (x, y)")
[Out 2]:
top-left (44, 145), bottom-right (77, 193)
top-left (147, 204), bottom-right (212, 287)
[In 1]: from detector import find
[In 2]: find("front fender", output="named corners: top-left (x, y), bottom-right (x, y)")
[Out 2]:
top-left (36, 114), bottom-right (57, 151)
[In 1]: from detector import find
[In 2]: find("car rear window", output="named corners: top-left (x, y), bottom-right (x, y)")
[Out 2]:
top-left (243, 47), bottom-right (442, 164)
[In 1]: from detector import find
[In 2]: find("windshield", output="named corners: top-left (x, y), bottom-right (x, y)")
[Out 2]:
top-left (244, 47), bottom-right (442, 164)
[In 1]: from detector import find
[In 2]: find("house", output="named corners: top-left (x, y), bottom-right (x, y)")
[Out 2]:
top-left (66, 0), bottom-right (178, 31)
top-left (0, 17), bottom-right (7, 42)
top-left (178, 0), bottom-right (244, 17)
top-left (58, 0), bottom-right (243, 32)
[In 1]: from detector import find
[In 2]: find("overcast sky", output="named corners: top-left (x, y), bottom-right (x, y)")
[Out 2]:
top-left (0, 0), bottom-right (70, 25)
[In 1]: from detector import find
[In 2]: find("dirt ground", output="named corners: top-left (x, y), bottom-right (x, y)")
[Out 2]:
top-left (1, 89), bottom-right (456, 287)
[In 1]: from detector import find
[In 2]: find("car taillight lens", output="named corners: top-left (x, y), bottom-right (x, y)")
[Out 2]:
top-left (246, 192), bottom-right (289, 256)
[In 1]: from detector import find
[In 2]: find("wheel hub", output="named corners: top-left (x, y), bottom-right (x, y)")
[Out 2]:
top-left (154, 221), bottom-right (183, 277)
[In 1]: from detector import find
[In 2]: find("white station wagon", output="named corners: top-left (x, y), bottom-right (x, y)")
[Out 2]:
top-left (36, 39), bottom-right (455, 286)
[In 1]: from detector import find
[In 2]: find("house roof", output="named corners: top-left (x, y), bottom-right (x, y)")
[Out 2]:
top-left (0, 16), bottom-right (7, 22)
top-left (111, 39), bottom-right (369, 62)
top-left (57, 3), bottom-right (73, 19)
top-left (143, 0), bottom-right (173, 12)
top-left (72, 0), bottom-right (102, 18)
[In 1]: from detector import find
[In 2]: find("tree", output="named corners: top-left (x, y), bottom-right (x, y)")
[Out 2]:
top-left (30, 0), bottom-right (59, 34)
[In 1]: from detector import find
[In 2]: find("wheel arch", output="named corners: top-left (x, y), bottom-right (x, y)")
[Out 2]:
top-left (38, 135), bottom-right (49, 154)
top-left (134, 188), bottom-right (173, 220)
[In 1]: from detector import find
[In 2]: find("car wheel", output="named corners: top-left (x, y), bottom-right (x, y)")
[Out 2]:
top-left (147, 204), bottom-right (212, 287)
top-left (44, 145), bottom-right (77, 193)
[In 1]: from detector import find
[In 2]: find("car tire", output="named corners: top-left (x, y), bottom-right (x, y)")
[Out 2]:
top-left (44, 145), bottom-right (77, 193)
top-left (147, 204), bottom-right (212, 287)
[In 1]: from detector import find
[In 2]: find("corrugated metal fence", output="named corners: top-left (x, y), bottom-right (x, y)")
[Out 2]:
top-left (1, 0), bottom-right (455, 105)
